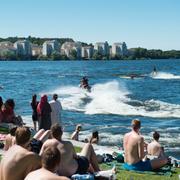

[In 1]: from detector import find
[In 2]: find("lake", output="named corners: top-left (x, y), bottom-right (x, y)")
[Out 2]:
top-left (0, 59), bottom-right (180, 159)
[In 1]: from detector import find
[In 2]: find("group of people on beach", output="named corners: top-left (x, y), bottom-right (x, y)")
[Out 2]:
top-left (31, 93), bottom-right (62, 131)
top-left (0, 123), bottom-right (116, 180)
top-left (0, 92), bottom-right (171, 179)
top-left (0, 93), bottom-right (63, 131)
top-left (71, 124), bottom-right (99, 144)
top-left (0, 119), bottom-right (169, 180)
top-left (0, 97), bottom-right (23, 125)
top-left (123, 119), bottom-right (168, 171)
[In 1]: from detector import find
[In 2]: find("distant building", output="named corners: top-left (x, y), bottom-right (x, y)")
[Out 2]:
top-left (61, 42), bottom-right (82, 59)
top-left (0, 41), bottom-right (17, 58)
top-left (31, 44), bottom-right (42, 56)
top-left (42, 40), bottom-right (59, 56)
top-left (81, 46), bottom-right (94, 59)
top-left (111, 42), bottom-right (128, 56)
top-left (94, 41), bottom-right (109, 56)
top-left (14, 40), bottom-right (32, 56)
top-left (0, 41), bottom-right (14, 48)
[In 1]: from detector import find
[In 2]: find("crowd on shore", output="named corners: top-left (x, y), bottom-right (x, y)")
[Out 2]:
top-left (0, 94), bottom-right (173, 180)
top-left (0, 94), bottom-right (62, 130)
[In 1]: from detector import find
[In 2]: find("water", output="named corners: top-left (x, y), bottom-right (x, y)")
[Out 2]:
top-left (0, 60), bottom-right (180, 159)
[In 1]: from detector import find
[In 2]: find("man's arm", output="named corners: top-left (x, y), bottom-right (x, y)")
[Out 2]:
top-left (123, 134), bottom-right (127, 151)
top-left (138, 137), bottom-right (145, 159)
top-left (39, 141), bottom-right (48, 155)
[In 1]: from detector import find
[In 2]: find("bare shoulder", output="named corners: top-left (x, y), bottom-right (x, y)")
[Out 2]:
top-left (138, 135), bottom-right (144, 142)
top-left (44, 139), bottom-right (59, 146)
top-left (124, 132), bottom-right (131, 139)
top-left (54, 176), bottom-right (70, 180)
top-left (25, 152), bottom-right (41, 162)
top-left (60, 176), bottom-right (71, 180)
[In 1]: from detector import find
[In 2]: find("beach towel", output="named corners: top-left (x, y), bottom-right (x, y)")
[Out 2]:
top-left (103, 161), bottom-right (174, 177)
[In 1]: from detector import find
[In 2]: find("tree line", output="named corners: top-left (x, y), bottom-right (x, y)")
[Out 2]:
top-left (0, 37), bottom-right (180, 60)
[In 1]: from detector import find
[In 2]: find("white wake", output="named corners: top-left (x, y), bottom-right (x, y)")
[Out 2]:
top-left (151, 72), bottom-right (180, 79)
top-left (47, 81), bottom-right (180, 118)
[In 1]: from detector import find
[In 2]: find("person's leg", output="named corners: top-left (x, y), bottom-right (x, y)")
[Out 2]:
top-left (33, 121), bottom-right (37, 131)
top-left (33, 129), bottom-right (45, 140)
top-left (150, 157), bottom-right (168, 170)
top-left (39, 130), bottom-right (50, 143)
top-left (80, 143), bottom-right (100, 171)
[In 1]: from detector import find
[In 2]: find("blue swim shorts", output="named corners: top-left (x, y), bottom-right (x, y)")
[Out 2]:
top-left (123, 160), bottom-right (152, 171)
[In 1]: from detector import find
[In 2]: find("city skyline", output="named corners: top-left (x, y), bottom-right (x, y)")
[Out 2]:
top-left (0, 0), bottom-right (180, 50)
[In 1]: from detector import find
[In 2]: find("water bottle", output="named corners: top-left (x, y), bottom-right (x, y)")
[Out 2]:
top-left (71, 174), bottom-right (94, 180)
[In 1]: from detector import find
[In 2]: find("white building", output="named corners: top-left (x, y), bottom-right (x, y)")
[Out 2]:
top-left (42, 40), bottom-right (59, 56)
top-left (14, 40), bottom-right (32, 56)
top-left (81, 46), bottom-right (93, 59)
top-left (111, 42), bottom-right (128, 56)
top-left (61, 42), bottom-right (82, 59)
top-left (31, 44), bottom-right (42, 56)
top-left (94, 41), bottom-right (109, 56)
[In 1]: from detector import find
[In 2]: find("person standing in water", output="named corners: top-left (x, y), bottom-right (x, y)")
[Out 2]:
top-left (37, 95), bottom-right (52, 130)
top-left (31, 94), bottom-right (39, 131)
top-left (49, 94), bottom-right (62, 126)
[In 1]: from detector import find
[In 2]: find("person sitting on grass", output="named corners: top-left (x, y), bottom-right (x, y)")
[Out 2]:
top-left (71, 124), bottom-right (82, 141)
top-left (90, 130), bottom-right (99, 144)
top-left (0, 127), bottom-right (41, 180)
top-left (123, 119), bottom-right (168, 171)
top-left (25, 147), bottom-right (70, 180)
top-left (40, 123), bottom-right (100, 177)
top-left (1, 99), bottom-right (16, 123)
top-left (147, 131), bottom-right (165, 157)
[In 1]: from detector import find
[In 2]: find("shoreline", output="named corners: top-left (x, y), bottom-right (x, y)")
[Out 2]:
top-left (0, 58), bottom-right (180, 61)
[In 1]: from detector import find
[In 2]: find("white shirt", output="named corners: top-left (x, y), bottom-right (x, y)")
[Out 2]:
top-left (49, 99), bottom-right (62, 125)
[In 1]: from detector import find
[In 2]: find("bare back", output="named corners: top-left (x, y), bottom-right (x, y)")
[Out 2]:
top-left (147, 141), bottom-right (162, 156)
top-left (25, 168), bottom-right (70, 180)
top-left (57, 141), bottom-right (78, 177)
top-left (123, 131), bottom-right (144, 164)
top-left (0, 145), bottom-right (41, 180)
top-left (39, 138), bottom-right (59, 155)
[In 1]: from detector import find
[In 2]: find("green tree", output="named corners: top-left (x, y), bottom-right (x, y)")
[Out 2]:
top-left (92, 52), bottom-right (103, 60)
top-left (69, 49), bottom-right (77, 60)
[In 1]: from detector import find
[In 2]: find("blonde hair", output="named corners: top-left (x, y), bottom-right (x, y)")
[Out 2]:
top-left (131, 119), bottom-right (141, 130)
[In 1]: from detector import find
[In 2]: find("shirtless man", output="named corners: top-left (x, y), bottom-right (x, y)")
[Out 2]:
top-left (25, 147), bottom-right (69, 180)
top-left (123, 119), bottom-right (168, 171)
top-left (0, 127), bottom-right (41, 180)
top-left (148, 131), bottom-right (165, 157)
top-left (40, 123), bottom-right (100, 177)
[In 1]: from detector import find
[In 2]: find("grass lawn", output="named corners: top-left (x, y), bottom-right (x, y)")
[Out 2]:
top-left (0, 146), bottom-right (179, 179)
top-left (75, 146), bottom-right (180, 180)
top-left (100, 163), bottom-right (180, 180)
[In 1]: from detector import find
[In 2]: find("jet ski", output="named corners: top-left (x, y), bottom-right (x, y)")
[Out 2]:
top-left (80, 84), bottom-right (91, 92)
top-left (80, 77), bottom-right (91, 92)
top-left (119, 74), bottom-right (146, 79)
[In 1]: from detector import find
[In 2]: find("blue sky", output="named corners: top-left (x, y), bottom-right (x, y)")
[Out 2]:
top-left (0, 0), bottom-right (180, 50)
